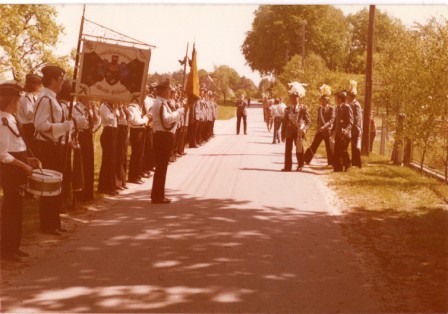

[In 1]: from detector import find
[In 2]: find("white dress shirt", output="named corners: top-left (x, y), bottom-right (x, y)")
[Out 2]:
top-left (17, 92), bottom-right (37, 124)
top-left (99, 103), bottom-right (117, 128)
top-left (0, 111), bottom-right (27, 163)
top-left (73, 102), bottom-right (102, 131)
top-left (34, 87), bottom-right (67, 143)
top-left (152, 96), bottom-right (184, 134)
top-left (128, 103), bottom-right (148, 128)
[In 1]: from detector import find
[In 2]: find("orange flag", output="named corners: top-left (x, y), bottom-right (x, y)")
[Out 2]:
top-left (185, 44), bottom-right (200, 108)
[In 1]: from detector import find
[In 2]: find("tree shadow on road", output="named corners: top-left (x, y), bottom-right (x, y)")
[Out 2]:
top-left (341, 206), bottom-right (448, 313)
top-left (1, 192), bottom-right (375, 313)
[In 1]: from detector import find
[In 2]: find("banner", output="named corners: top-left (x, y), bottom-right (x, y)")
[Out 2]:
top-left (185, 46), bottom-right (200, 107)
top-left (76, 40), bottom-right (151, 104)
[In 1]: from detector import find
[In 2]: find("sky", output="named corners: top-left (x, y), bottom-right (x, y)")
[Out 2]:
top-left (46, 4), bottom-right (448, 86)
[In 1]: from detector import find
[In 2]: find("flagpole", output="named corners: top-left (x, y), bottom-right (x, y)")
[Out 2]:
top-left (181, 42), bottom-right (189, 97)
top-left (64, 4), bottom-right (86, 207)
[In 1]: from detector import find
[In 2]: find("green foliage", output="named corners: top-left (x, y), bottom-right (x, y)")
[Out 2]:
top-left (0, 4), bottom-right (69, 82)
top-left (346, 8), bottom-right (405, 73)
top-left (211, 65), bottom-right (241, 103)
top-left (242, 5), bottom-right (350, 75)
top-left (376, 18), bottom-right (448, 169)
top-left (272, 53), bottom-right (363, 114)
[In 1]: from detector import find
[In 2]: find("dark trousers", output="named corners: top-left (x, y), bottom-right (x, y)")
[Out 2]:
top-left (76, 130), bottom-right (94, 201)
top-left (333, 136), bottom-right (351, 172)
top-left (304, 131), bottom-right (333, 165)
top-left (128, 127), bottom-right (146, 181)
top-left (1, 151), bottom-right (26, 254)
top-left (273, 117), bottom-right (282, 143)
top-left (188, 122), bottom-right (198, 147)
top-left (237, 114), bottom-right (247, 134)
top-left (151, 131), bottom-right (174, 201)
top-left (98, 127), bottom-right (118, 193)
top-left (284, 135), bottom-right (301, 170)
top-left (143, 126), bottom-right (155, 172)
top-left (178, 126), bottom-right (187, 154)
top-left (351, 135), bottom-right (362, 167)
top-left (35, 140), bottom-right (65, 231)
top-left (21, 123), bottom-right (35, 153)
top-left (116, 125), bottom-right (129, 188)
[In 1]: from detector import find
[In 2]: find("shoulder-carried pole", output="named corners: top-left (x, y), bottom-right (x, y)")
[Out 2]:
top-left (69, 4), bottom-right (86, 119)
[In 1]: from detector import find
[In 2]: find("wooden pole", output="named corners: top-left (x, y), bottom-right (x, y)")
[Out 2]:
top-left (301, 20), bottom-right (307, 70)
top-left (65, 4), bottom-right (86, 208)
top-left (181, 42), bottom-right (190, 93)
top-left (361, 5), bottom-right (375, 155)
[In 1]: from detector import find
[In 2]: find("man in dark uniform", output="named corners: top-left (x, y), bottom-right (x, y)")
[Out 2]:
top-left (304, 84), bottom-right (335, 166)
top-left (347, 80), bottom-right (362, 168)
top-left (236, 94), bottom-right (247, 135)
top-left (331, 91), bottom-right (353, 172)
top-left (281, 82), bottom-right (311, 172)
top-left (34, 65), bottom-right (74, 235)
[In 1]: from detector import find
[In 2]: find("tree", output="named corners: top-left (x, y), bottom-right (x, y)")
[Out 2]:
top-left (0, 4), bottom-right (68, 82)
top-left (211, 65), bottom-right (240, 103)
top-left (236, 76), bottom-right (257, 98)
top-left (346, 8), bottom-right (405, 73)
top-left (242, 5), bottom-right (350, 76)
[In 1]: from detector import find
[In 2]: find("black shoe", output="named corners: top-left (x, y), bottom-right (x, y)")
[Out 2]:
top-left (57, 227), bottom-right (68, 232)
top-left (281, 168), bottom-right (292, 172)
top-left (151, 198), bottom-right (171, 204)
top-left (16, 249), bottom-right (29, 257)
top-left (296, 166), bottom-right (303, 171)
top-left (2, 252), bottom-right (22, 262)
top-left (128, 179), bottom-right (144, 184)
top-left (42, 229), bottom-right (61, 236)
top-left (142, 173), bottom-right (150, 178)
top-left (344, 167), bottom-right (351, 172)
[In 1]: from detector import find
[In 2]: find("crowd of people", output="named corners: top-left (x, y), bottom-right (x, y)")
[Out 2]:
top-left (0, 65), bottom-right (218, 262)
top-left (263, 80), bottom-right (376, 172)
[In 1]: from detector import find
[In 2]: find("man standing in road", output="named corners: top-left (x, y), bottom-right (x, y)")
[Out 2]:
top-left (236, 94), bottom-right (247, 135)
top-left (281, 82), bottom-right (311, 172)
top-left (151, 79), bottom-right (185, 204)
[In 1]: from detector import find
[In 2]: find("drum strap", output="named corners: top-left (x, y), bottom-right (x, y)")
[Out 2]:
top-left (2, 117), bottom-right (21, 138)
top-left (34, 96), bottom-right (64, 145)
top-left (159, 102), bottom-right (176, 131)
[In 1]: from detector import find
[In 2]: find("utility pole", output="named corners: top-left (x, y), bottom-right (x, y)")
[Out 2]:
top-left (361, 5), bottom-right (375, 155)
top-left (301, 20), bottom-right (307, 70)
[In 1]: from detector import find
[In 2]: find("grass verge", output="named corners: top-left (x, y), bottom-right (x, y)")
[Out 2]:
top-left (327, 153), bottom-right (448, 312)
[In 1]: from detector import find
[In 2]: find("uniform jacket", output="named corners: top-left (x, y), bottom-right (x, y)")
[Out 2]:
top-left (350, 100), bottom-right (362, 137)
top-left (236, 99), bottom-right (247, 116)
top-left (332, 103), bottom-right (353, 140)
top-left (281, 105), bottom-right (311, 139)
top-left (317, 106), bottom-right (335, 136)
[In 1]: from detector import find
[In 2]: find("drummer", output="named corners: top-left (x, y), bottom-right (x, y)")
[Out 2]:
top-left (34, 65), bottom-right (74, 236)
top-left (0, 82), bottom-right (39, 262)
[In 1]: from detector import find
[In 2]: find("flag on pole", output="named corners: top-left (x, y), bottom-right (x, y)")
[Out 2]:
top-left (185, 44), bottom-right (200, 107)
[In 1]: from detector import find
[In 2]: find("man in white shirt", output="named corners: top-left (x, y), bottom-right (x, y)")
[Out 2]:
top-left (17, 74), bottom-right (41, 152)
top-left (151, 79), bottom-right (185, 204)
top-left (34, 65), bottom-right (74, 235)
top-left (142, 85), bottom-right (155, 177)
top-left (128, 100), bottom-right (149, 184)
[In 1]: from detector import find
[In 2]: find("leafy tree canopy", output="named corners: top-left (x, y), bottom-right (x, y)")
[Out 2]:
top-left (0, 4), bottom-right (69, 82)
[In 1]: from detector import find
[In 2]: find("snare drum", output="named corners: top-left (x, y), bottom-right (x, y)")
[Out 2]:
top-left (27, 169), bottom-right (63, 197)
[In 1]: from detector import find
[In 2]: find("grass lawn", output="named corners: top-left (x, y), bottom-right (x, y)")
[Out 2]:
top-left (217, 100), bottom-right (236, 120)
top-left (327, 152), bottom-right (448, 312)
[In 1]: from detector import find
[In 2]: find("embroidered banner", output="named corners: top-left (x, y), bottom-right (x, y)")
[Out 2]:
top-left (76, 40), bottom-right (151, 104)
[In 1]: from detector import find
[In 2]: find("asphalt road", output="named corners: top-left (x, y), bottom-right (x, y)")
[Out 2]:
top-left (1, 105), bottom-right (379, 313)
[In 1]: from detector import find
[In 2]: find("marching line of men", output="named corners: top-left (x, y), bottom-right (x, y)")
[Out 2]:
top-left (273, 80), bottom-right (367, 173)
top-left (0, 66), bottom-right (218, 262)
